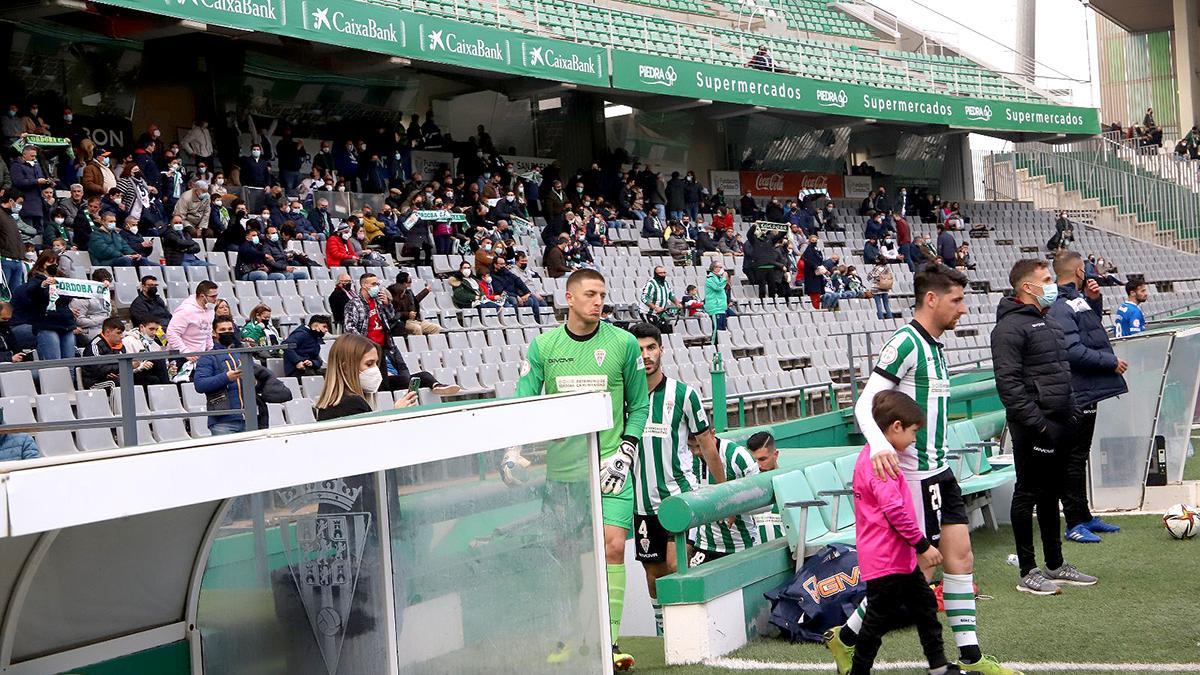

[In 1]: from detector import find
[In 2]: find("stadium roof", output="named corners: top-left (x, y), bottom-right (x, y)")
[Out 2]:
top-left (1090, 0), bottom-right (1175, 33)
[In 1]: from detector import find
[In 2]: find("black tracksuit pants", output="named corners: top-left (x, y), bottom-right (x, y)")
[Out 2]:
top-left (850, 568), bottom-right (948, 674)
top-left (1062, 404), bottom-right (1096, 529)
top-left (1009, 420), bottom-right (1066, 577)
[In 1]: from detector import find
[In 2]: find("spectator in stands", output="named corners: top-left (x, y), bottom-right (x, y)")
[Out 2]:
top-left (816, 265), bottom-right (842, 310)
top-left (314, 334), bottom-right (418, 420)
top-left (82, 149), bottom-right (115, 199)
top-left (390, 271), bottom-right (441, 335)
top-left (747, 45), bottom-right (775, 71)
top-left (167, 280), bottom-right (217, 361)
top-left (88, 212), bottom-right (145, 268)
top-left (131, 275), bottom-right (171, 328)
top-left (343, 272), bottom-right (394, 345)
top-left (449, 262), bottom-right (500, 311)
top-left (1047, 252), bottom-right (1128, 545)
top-left (936, 223), bottom-right (957, 266)
top-left (48, 239), bottom-right (73, 279)
top-left (704, 261), bottom-right (733, 331)
top-left (0, 188), bottom-right (25, 292)
top-left (642, 266), bottom-right (682, 326)
top-left (181, 119), bottom-right (213, 169)
top-left (239, 304), bottom-right (279, 347)
top-left (801, 234), bottom-right (824, 309)
top-left (0, 419), bottom-right (40, 462)
top-left (173, 179), bottom-right (211, 230)
top-left (57, 183), bottom-right (85, 223)
top-left (474, 236), bottom-right (497, 272)
top-left (683, 171), bottom-right (703, 222)
top-left (543, 234), bottom-right (573, 279)
top-left (119, 216), bottom-right (154, 258)
top-left (328, 273), bottom-right (354, 329)
top-left (955, 243), bottom-right (976, 271)
top-left (123, 315), bottom-right (170, 383)
top-left (664, 172), bottom-right (686, 221)
top-left (16, 251), bottom-right (76, 360)
top-left (240, 143), bottom-right (274, 188)
top-left (261, 224), bottom-right (309, 280)
top-left (81, 317), bottom-right (158, 389)
top-left (69, 268), bottom-right (113, 341)
top-left (817, 202), bottom-right (840, 231)
top-left (194, 316), bottom-right (253, 435)
top-left (235, 227), bottom-right (285, 282)
top-left (1047, 223), bottom-right (1073, 252)
top-left (739, 191), bottom-right (759, 220)
top-left (0, 302), bottom-right (28, 363)
top-left (10, 145), bottom-right (48, 234)
top-left (160, 215), bottom-right (203, 267)
top-left (492, 256), bottom-right (545, 323)
top-left (308, 197), bottom-right (333, 238)
top-left (283, 315), bottom-right (329, 377)
top-left (326, 223), bottom-right (361, 268)
top-left (865, 256), bottom-right (894, 319)
top-left (665, 221), bottom-right (690, 264)
top-left (542, 179), bottom-right (567, 222)
top-left (512, 251), bottom-right (547, 301)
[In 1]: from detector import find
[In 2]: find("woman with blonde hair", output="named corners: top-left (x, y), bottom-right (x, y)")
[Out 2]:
top-left (315, 333), bottom-right (416, 421)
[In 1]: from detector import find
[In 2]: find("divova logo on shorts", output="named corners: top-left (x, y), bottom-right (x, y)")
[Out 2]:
top-left (964, 104), bottom-right (993, 122)
top-left (816, 89), bottom-right (848, 109)
top-left (638, 64), bottom-right (678, 87)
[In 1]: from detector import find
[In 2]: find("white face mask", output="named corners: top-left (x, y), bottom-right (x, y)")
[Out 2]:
top-left (359, 366), bottom-right (383, 394)
top-left (53, 217), bottom-right (65, 225)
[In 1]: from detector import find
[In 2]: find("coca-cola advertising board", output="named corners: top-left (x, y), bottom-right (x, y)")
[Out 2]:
top-left (739, 171), bottom-right (844, 198)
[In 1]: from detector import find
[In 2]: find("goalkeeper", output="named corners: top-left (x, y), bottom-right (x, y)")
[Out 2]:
top-left (512, 268), bottom-right (650, 672)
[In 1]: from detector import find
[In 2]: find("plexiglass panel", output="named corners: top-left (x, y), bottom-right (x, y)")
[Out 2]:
top-left (197, 474), bottom-right (391, 675)
top-left (1154, 328), bottom-right (1200, 483)
top-left (1090, 334), bottom-right (1171, 511)
top-left (386, 434), bottom-right (606, 675)
top-left (196, 433), bottom-right (606, 675)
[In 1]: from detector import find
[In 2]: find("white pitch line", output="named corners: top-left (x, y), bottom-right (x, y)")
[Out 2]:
top-left (707, 658), bottom-right (1200, 672)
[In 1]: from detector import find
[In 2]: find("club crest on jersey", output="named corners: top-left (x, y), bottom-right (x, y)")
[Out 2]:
top-left (519, 359), bottom-right (530, 376)
top-left (879, 344), bottom-right (898, 366)
top-left (594, 349), bottom-right (606, 366)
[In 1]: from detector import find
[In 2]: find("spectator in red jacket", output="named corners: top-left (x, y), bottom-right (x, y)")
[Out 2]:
top-left (711, 206), bottom-right (734, 239)
top-left (325, 223), bottom-right (360, 268)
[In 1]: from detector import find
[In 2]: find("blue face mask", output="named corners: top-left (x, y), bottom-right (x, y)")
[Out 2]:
top-left (1033, 282), bottom-right (1058, 308)
top-left (367, 285), bottom-right (381, 298)
top-left (251, 235), bottom-right (260, 245)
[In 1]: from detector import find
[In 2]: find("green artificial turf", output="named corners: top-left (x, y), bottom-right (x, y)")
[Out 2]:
top-left (626, 515), bottom-right (1200, 673)
top-left (1184, 436), bottom-right (1200, 482)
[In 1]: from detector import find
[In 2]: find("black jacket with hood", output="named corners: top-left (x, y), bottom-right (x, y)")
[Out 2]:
top-left (990, 296), bottom-right (1075, 431)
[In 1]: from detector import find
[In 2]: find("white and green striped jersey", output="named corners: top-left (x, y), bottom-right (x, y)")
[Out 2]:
top-left (634, 377), bottom-right (710, 516)
top-left (753, 507), bottom-right (785, 544)
top-left (874, 321), bottom-right (950, 478)
top-left (641, 278), bottom-right (675, 312)
top-left (693, 439), bottom-right (759, 554)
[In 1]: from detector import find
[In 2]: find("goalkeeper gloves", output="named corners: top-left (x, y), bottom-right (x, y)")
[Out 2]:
top-left (500, 448), bottom-right (531, 486)
top-left (599, 438), bottom-right (638, 495)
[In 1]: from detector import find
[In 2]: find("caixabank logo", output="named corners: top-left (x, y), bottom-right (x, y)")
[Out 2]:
top-left (525, 44), bottom-right (599, 77)
top-left (305, 4), bottom-right (400, 43)
top-left (815, 88), bottom-right (848, 109)
top-left (964, 104), bottom-right (993, 122)
top-left (174, 0), bottom-right (279, 21)
top-left (422, 27), bottom-right (507, 63)
top-left (638, 63), bottom-right (678, 87)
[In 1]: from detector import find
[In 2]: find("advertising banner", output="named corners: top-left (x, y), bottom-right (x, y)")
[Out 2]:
top-left (609, 49), bottom-right (1100, 136)
top-left (739, 171), bottom-right (844, 198)
top-left (844, 176), bottom-right (873, 199)
top-left (410, 150), bottom-right (455, 179)
top-left (504, 154), bottom-right (557, 174)
top-left (709, 170), bottom-right (741, 197)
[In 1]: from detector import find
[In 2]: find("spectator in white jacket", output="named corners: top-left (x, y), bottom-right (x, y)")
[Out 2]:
top-left (69, 269), bottom-right (113, 340)
top-left (180, 119), bottom-right (214, 169)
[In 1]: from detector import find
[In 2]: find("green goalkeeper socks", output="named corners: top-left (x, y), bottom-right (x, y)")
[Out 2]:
top-left (607, 563), bottom-right (626, 644)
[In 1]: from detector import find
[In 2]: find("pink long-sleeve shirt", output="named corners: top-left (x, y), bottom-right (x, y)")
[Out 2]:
top-left (165, 295), bottom-right (214, 354)
top-left (852, 443), bottom-right (930, 581)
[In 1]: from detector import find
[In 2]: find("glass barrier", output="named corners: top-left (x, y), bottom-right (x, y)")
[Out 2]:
top-left (1151, 327), bottom-right (1200, 483)
top-left (195, 434), bottom-right (606, 675)
top-left (1090, 333), bottom-right (1172, 511)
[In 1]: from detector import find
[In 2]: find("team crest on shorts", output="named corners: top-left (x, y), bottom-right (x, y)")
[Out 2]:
top-left (595, 349), bottom-right (606, 366)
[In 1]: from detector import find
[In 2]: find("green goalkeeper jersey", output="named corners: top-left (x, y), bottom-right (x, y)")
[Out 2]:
top-left (517, 322), bottom-right (650, 482)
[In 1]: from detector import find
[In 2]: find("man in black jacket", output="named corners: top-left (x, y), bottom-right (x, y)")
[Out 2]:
top-left (130, 275), bottom-right (172, 327)
top-left (162, 215), bottom-right (203, 266)
top-left (282, 315), bottom-right (328, 377)
top-left (992, 259), bottom-right (1098, 596)
top-left (83, 317), bottom-right (164, 388)
top-left (1047, 251), bottom-right (1127, 543)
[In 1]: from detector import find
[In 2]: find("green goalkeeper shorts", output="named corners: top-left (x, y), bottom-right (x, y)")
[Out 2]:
top-left (601, 481), bottom-right (633, 531)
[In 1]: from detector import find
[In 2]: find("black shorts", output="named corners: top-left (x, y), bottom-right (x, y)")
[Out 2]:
top-left (634, 513), bottom-right (672, 563)
top-left (687, 547), bottom-right (729, 567)
top-left (908, 467), bottom-right (969, 544)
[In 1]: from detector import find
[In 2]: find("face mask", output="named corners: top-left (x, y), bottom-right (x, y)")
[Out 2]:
top-left (250, 235), bottom-right (259, 244)
top-left (341, 232), bottom-right (351, 240)
top-left (655, 274), bottom-right (666, 282)
top-left (261, 214), bottom-right (271, 221)
top-left (1031, 282), bottom-right (1058, 308)
top-left (6, 111), bottom-right (13, 117)
top-left (10, 203), bottom-right (20, 216)
top-left (146, 287), bottom-right (158, 297)
top-left (269, 233), bottom-right (279, 242)
top-left (101, 156), bottom-right (110, 167)
top-left (251, 150), bottom-right (261, 159)
top-left (53, 246), bottom-right (64, 254)
top-left (359, 366), bottom-right (384, 394)
top-left (113, 198), bottom-right (122, 206)
top-left (483, 244), bottom-right (492, 252)
top-left (576, 187), bottom-right (583, 193)
top-left (217, 332), bottom-right (237, 347)
top-left (152, 129), bottom-right (161, 138)
top-left (54, 217), bottom-right (65, 225)
top-left (63, 114), bottom-right (72, 122)
top-left (46, 264), bottom-right (59, 276)
top-left (198, 166), bottom-right (207, 173)
top-left (461, 268), bottom-right (472, 278)
top-left (129, 226), bottom-right (138, 235)
top-left (356, 233), bottom-right (365, 241)
top-left (505, 196), bottom-right (514, 202)
top-left (445, 192), bottom-right (453, 198)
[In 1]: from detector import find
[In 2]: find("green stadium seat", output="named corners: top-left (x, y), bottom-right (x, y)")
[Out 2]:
top-left (803, 461), bottom-right (855, 532)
